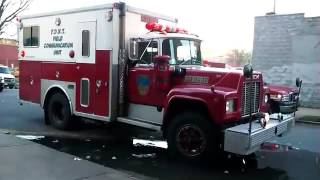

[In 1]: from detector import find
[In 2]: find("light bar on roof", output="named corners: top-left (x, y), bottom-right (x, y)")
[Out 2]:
top-left (145, 22), bottom-right (188, 34)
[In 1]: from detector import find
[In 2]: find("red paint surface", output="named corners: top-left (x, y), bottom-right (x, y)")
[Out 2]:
top-left (94, 50), bottom-right (110, 116)
top-left (19, 50), bottom-right (110, 117)
top-left (19, 61), bottom-right (41, 103)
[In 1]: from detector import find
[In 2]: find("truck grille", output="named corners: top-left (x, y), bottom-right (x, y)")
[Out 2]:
top-left (4, 78), bottom-right (14, 83)
top-left (241, 81), bottom-right (261, 117)
top-left (289, 92), bottom-right (299, 102)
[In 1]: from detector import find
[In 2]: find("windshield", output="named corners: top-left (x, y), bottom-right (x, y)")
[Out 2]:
top-left (162, 38), bottom-right (201, 65)
top-left (0, 67), bottom-right (10, 74)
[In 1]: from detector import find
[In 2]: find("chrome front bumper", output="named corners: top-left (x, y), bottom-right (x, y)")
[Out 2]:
top-left (224, 113), bottom-right (295, 155)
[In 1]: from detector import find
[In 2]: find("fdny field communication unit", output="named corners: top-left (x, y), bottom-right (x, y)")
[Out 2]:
top-left (18, 2), bottom-right (295, 160)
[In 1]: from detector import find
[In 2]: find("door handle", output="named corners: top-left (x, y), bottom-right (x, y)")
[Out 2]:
top-left (96, 80), bottom-right (102, 88)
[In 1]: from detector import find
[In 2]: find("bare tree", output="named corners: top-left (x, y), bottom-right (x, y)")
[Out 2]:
top-left (225, 49), bottom-right (252, 67)
top-left (0, 0), bottom-right (32, 36)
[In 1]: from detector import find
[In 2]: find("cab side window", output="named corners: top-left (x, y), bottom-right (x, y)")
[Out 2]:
top-left (138, 41), bottom-right (158, 64)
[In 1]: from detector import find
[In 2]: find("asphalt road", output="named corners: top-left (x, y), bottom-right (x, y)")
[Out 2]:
top-left (1, 89), bottom-right (320, 180)
top-left (0, 89), bottom-right (134, 140)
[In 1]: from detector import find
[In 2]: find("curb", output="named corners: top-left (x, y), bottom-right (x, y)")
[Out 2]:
top-left (296, 119), bottom-right (320, 125)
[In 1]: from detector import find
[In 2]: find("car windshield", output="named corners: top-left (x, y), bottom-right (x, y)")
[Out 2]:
top-left (162, 38), bottom-right (201, 65)
top-left (0, 67), bottom-right (10, 74)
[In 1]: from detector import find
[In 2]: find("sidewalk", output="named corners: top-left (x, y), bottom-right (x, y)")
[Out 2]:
top-left (295, 108), bottom-right (320, 124)
top-left (0, 133), bottom-right (145, 180)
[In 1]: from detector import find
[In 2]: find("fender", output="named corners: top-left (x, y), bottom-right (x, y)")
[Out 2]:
top-left (42, 83), bottom-right (74, 115)
top-left (164, 87), bottom-right (215, 123)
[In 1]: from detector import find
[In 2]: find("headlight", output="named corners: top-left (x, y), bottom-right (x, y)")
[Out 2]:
top-left (270, 94), bottom-right (282, 101)
top-left (226, 99), bottom-right (235, 113)
top-left (264, 95), bottom-right (269, 103)
top-left (281, 94), bottom-right (289, 102)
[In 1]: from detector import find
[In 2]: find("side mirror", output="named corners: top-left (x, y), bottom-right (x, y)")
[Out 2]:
top-left (129, 38), bottom-right (139, 61)
top-left (296, 77), bottom-right (302, 87)
top-left (243, 64), bottom-right (253, 78)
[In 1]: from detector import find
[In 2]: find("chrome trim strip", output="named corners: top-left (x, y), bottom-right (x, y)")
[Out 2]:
top-left (80, 78), bottom-right (90, 107)
top-left (74, 111), bottom-right (110, 122)
top-left (117, 117), bottom-right (161, 131)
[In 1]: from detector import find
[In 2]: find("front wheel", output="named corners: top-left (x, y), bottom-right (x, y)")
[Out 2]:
top-left (167, 112), bottom-right (216, 161)
top-left (46, 92), bottom-right (73, 130)
top-left (0, 87), bottom-right (3, 92)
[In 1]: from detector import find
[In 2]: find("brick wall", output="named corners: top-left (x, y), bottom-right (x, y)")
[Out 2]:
top-left (0, 44), bottom-right (18, 68)
top-left (252, 13), bottom-right (320, 108)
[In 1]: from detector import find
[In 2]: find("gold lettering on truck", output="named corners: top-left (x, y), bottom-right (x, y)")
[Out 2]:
top-left (184, 76), bottom-right (209, 84)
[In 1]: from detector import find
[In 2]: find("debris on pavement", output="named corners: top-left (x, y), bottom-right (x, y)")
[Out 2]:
top-left (132, 153), bottom-right (156, 158)
top-left (132, 139), bottom-right (168, 149)
top-left (112, 156), bottom-right (117, 160)
top-left (85, 155), bottom-right (91, 159)
top-left (52, 140), bottom-right (59, 143)
top-left (16, 135), bottom-right (45, 140)
top-left (73, 157), bottom-right (82, 161)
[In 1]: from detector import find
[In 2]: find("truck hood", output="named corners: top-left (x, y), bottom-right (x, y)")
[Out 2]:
top-left (266, 84), bottom-right (298, 95)
top-left (179, 65), bottom-right (262, 91)
top-left (0, 73), bottom-right (15, 79)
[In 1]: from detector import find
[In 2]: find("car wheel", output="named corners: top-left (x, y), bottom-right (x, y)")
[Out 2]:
top-left (46, 92), bottom-right (73, 130)
top-left (167, 112), bottom-right (216, 161)
top-left (9, 86), bottom-right (14, 89)
top-left (0, 87), bottom-right (3, 92)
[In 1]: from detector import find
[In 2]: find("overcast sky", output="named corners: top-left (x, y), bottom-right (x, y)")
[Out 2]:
top-left (3, 0), bottom-right (320, 56)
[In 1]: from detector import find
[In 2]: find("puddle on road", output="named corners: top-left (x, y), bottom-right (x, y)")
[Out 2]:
top-left (30, 136), bottom-right (320, 180)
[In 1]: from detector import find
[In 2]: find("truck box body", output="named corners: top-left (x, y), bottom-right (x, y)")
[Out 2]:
top-left (19, 3), bottom-right (176, 120)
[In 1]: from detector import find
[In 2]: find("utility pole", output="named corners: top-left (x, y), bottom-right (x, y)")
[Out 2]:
top-left (273, 0), bottom-right (276, 13)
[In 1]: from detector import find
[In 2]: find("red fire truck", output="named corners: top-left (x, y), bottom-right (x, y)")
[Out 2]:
top-left (18, 2), bottom-right (295, 160)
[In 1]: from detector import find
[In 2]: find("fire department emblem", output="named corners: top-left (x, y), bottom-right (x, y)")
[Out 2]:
top-left (137, 75), bottom-right (150, 96)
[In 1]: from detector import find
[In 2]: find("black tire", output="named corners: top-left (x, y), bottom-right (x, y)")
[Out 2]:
top-left (0, 87), bottom-right (3, 92)
top-left (46, 92), bottom-right (73, 130)
top-left (167, 112), bottom-right (216, 161)
top-left (9, 86), bottom-right (14, 89)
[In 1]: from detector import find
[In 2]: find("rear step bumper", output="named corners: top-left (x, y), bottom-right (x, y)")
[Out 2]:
top-left (224, 113), bottom-right (295, 155)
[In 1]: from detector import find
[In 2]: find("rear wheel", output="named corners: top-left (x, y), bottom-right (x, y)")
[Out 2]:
top-left (167, 112), bottom-right (216, 161)
top-left (46, 92), bottom-right (73, 130)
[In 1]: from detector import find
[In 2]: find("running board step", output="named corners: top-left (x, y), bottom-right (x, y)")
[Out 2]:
top-left (117, 117), bottom-right (161, 131)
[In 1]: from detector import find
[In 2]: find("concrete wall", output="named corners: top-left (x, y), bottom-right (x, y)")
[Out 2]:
top-left (252, 13), bottom-right (320, 108)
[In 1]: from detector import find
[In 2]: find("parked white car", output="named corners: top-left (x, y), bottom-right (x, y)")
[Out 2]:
top-left (0, 65), bottom-right (15, 91)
